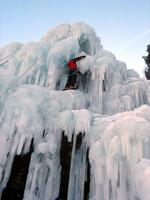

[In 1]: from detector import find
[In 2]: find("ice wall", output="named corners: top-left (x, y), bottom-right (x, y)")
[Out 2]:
top-left (0, 86), bottom-right (87, 199)
top-left (89, 105), bottom-right (150, 200)
top-left (0, 22), bottom-right (150, 200)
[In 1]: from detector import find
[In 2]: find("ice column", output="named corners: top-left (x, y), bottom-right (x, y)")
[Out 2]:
top-left (67, 133), bottom-right (87, 200)
top-left (89, 65), bottom-right (106, 113)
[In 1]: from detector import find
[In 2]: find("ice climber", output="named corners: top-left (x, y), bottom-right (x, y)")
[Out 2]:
top-left (143, 44), bottom-right (150, 80)
top-left (64, 55), bottom-right (86, 90)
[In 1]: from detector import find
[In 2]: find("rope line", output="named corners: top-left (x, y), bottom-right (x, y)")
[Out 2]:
top-left (0, 51), bottom-right (18, 67)
top-left (0, 52), bottom-right (17, 62)
top-left (0, 59), bottom-right (12, 67)
top-left (0, 63), bottom-right (35, 98)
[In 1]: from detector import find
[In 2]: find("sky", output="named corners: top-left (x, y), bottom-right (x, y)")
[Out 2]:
top-left (0, 0), bottom-right (150, 76)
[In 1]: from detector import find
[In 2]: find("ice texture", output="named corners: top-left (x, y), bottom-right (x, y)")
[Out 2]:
top-left (0, 22), bottom-right (150, 200)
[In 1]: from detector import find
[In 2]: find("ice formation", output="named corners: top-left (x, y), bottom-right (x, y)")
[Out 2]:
top-left (0, 22), bottom-right (150, 200)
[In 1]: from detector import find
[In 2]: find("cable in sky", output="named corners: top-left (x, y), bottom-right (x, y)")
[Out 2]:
top-left (120, 28), bottom-right (150, 51)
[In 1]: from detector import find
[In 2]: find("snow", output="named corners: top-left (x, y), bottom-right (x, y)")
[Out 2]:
top-left (0, 22), bottom-right (150, 200)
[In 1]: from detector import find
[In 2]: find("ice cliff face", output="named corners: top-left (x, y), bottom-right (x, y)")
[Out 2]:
top-left (0, 22), bottom-right (150, 200)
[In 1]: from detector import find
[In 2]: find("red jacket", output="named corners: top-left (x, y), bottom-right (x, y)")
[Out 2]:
top-left (67, 56), bottom-right (86, 70)
top-left (67, 60), bottom-right (77, 70)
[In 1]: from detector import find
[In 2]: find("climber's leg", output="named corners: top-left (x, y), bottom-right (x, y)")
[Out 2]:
top-left (64, 70), bottom-right (77, 90)
top-left (69, 70), bottom-right (77, 89)
top-left (64, 71), bottom-right (72, 89)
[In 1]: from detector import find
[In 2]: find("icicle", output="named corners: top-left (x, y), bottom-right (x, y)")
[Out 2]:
top-left (67, 133), bottom-right (87, 200)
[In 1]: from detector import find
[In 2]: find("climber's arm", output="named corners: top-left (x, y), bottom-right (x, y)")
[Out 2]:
top-left (71, 56), bottom-right (86, 62)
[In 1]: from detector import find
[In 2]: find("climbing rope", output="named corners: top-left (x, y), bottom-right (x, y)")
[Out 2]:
top-left (0, 51), bottom-right (18, 67)
top-left (0, 59), bottom-right (12, 67)
top-left (0, 52), bottom-right (17, 62)
top-left (0, 63), bottom-right (36, 98)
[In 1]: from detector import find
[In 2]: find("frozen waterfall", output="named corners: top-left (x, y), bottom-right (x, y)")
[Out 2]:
top-left (0, 22), bottom-right (150, 200)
